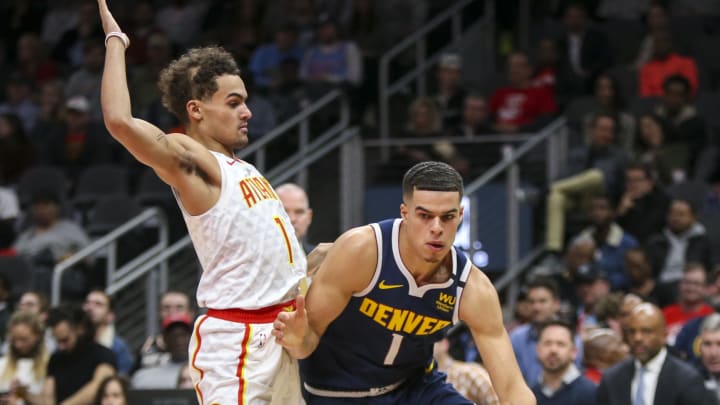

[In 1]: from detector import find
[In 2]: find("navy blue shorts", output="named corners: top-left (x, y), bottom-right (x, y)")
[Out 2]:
top-left (303, 369), bottom-right (474, 405)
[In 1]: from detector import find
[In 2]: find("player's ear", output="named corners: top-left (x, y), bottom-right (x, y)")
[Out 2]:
top-left (400, 203), bottom-right (408, 219)
top-left (186, 100), bottom-right (202, 121)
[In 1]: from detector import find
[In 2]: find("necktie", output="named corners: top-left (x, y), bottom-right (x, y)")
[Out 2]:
top-left (634, 366), bottom-right (645, 405)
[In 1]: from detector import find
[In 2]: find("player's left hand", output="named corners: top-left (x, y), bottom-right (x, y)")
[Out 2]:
top-left (272, 295), bottom-right (309, 357)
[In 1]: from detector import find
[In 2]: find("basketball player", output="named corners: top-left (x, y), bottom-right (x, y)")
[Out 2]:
top-left (273, 161), bottom-right (534, 404)
top-left (97, 1), bottom-right (306, 404)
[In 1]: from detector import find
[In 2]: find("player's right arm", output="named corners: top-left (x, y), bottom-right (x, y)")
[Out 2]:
top-left (273, 226), bottom-right (377, 359)
top-left (97, 0), bottom-right (219, 213)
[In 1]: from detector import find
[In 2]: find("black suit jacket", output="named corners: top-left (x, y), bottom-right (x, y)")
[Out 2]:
top-left (597, 354), bottom-right (717, 405)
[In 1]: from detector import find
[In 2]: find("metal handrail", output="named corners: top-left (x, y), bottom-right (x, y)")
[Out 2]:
top-left (238, 89), bottom-right (343, 157)
top-left (51, 207), bottom-right (167, 305)
top-left (378, 0), bottom-right (493, 157)
top-left (465, 118), bottom-right (567, 195)
top-left (363, 133), bottom-right (534, 147)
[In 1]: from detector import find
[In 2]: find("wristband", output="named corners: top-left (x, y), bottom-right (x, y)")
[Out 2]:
top-left (105, 32), bottom-right (130, 49)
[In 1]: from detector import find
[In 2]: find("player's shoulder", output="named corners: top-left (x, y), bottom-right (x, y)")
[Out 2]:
top-left (335, 224), bottom-right (377, 250)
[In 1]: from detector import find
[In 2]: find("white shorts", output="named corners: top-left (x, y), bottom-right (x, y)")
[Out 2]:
top-left (188, 307), bottom-right (303, 405)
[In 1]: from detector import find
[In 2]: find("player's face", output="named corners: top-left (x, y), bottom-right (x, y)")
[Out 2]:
top-left (198, 74), bottom-right (252, 149)
top-left (401, 189), bottom-right (462, 263)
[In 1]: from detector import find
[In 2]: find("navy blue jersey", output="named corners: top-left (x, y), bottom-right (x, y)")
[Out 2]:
top-left (301, 218), bottom-right (472, 395)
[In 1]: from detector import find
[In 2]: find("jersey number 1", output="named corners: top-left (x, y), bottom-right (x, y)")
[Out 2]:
top-left (274, 216), bottom-right (294, 265)
top-left (384, 333), bottom-right (404, 365)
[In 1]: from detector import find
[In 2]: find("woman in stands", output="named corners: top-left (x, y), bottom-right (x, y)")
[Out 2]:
top-left (0, 311), bottom-right (49, 404)
top-left (94, 375), bottom-right (129, 405)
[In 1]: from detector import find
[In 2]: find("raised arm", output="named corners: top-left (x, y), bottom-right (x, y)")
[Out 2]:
top-left (97, 0), bottom-right (219, 213)
top-left (460, 268), bottom-right (536, 405)
top-left (273, 226), bottom-right (377, 358)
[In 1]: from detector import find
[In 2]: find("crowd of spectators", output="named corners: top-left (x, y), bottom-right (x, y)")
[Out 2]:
top-left (3, 0), bottom-right (720, 403)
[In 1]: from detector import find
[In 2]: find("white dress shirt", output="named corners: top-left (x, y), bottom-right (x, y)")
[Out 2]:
top-left (631, 347), bottom-right (667, 405)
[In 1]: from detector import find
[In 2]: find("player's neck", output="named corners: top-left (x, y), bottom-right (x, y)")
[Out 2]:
top-left (187, 127), bottom-right (235, 158)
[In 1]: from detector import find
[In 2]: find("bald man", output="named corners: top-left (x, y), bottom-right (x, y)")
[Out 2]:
top-left (276, 183), bottom-right (314, 253)
top-left (597, 303), bottom-right (714, 405)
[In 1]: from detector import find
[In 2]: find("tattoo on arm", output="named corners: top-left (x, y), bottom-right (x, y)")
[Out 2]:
top-left (155, 133), bottom-right (169, 147)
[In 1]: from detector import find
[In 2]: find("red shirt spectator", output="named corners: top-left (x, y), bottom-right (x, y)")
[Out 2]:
top-left (662, 302), bottom-right (713, 343)
top-left (490, 86), bottom-right (557, 127)
top-left (490, 52), bottom-right (557, 131)
top-left (639, 30), bottom-right (698, 97)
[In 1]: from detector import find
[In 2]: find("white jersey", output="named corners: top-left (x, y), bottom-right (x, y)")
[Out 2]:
top-left (174, 152), bottom-right (306, 309)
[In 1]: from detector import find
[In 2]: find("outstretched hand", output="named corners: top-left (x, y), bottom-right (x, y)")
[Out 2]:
top-left (272, 295), bottom-right (309, 357)
top-left (97, 0), bottom-right (122, 34)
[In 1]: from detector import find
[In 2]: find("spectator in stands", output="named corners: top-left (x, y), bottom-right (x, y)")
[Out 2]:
top-left (31, 79), bottom-right (66, 150)
top-left (646, 199), bottom-right (714, 286)
top-left (125, 1), bottom-right (163, 67)
top-left (0, 112), bottom-right (35, 185)
top-left (531, 37), bottom-right (559, 93)
top-left (13, 189), bottom-right (90, 268)
top-left (94, 375), bottom-right (129, 405)
top-left (154, 0), bottom-right (210, 48)
top-left (52, 1), bottom-right (104, 68)
top-left (618, 294), bottom-right (643, 333)
top-left (43, 305), bottom-right (116, 405)
top-left (533, 320), bottom-right (596, 404)
top-left (616, 163), bottom-right (672, 244)
top-left (545, 113), bottom-right (629, 254)
top-left (654, 74), bottom-right (707, 174)
top-left (249, 24), bottom-right (304, 90)
top-left (582, 328), bottom-right (628, 384)
top-left (387, 97), bottom-right (470, 179)
top-left (596, 0), bottom-right (652, 20)
top-left (433, 337), bottom-right (500, 405)
top-left (640, 30), bottom-right (699, 97)
top-left (581, 74), bottom-right (636, 153)
top-left (595, 293), bottom-right (626, 335)
top-left (277, 183), bottom-right (314, 254)
top-left (597, 303), bottom-right (710, 404)
top-left (82, 289), bottom-right (134, 375)
top-left (0, 311), bottom-right (49, 405)
top-left (511, 277), bottom-right (583, 384)
top-left (65, 39), bottom-right (106, 122)
top-left (454, 93), bottom-right (493, 137)
top-left (555, 3), bottom-right (613, 106)
top-left (490, 51), bottom-right (557, 133)
top-left (663, 263), bottom-right (714, 345)
top-left (299, 15), bottom-right (362, 98)
top-left (138, 290), bottom-right (194, 369)
top-left (699, 313), bottom-right (720, 401)
top-left (551, 238), bottom-right (597, 308)
top-left (42, 95), bottom-right (114, 180)
top-left (431, 53), bottom-right (466, 129)
top-left (14, 32), bottom-right (59, 86)
top-left (132, 313), bottom-right (192, 389)
top-left (625, 248), bottom-right (676, 308)
top-left (16, 290), bottom-right (55, 354)
top-left (0, 74), bottom-right (39, 135)
top-left (636, 113), bottom-right (687, 186)
top-left (634, 3), bottom-right (671, 69)
top-left (572, 264), bottom-right (611, 332)
top-left (130, 33), bottom-right (179, 133)
top-left (573, 194), bottom-right (638, 290)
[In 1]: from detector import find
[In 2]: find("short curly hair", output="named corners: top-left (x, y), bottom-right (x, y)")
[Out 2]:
top-left (157, 46), bottom-right (241, 125)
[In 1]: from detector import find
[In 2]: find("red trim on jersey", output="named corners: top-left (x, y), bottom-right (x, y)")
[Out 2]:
top-left (191, 315), bottom-right (209, 404)
top-left (236, 324), bottom-right (252, 404)
top-left (206, 299), bottom-right (296, 324)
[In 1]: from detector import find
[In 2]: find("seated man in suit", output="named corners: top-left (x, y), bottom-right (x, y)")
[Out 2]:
top-left (597, 302), bottom-right (714, 405)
